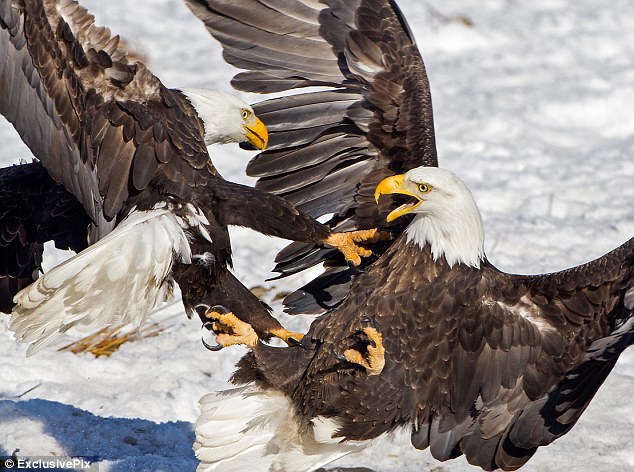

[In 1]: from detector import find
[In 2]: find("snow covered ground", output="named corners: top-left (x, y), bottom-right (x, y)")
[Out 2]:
top-left (1, 0), bottom-right (633, 470)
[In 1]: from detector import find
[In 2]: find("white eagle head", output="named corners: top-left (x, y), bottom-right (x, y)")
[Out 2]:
top-left (374, 166), bottom-right (485, 268)
top-left (181, 89), bottom-right (268, 150)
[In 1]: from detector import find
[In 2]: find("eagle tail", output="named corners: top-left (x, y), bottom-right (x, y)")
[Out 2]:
top-left (195, 384), bottom-right (363, 472)
top-left (9, 208), bottom-right (192, 356)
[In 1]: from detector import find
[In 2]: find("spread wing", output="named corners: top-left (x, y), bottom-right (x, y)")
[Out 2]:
top-left (0, 0), bottom-right (213, 239)
top-left (426, 239), bottom-right (634, 469)
top-left (186, 0), bottom-right (437, 313)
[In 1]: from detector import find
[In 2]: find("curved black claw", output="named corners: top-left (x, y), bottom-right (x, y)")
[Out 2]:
top-left (200, 317), bottom-right (227, 351)
top-left (361, 316), bottom-right (380, 330)
top-left (194, 303), bottom-right (211, 320)
top-left (345, 260), bottom-right (367, 273)
top-left (201, 318), bottom-right (225, 351)
top-left (199, 305), bottom-right (236, 351)
top-left (202, 321), bottom-right (214, 331)
top-left (287, 337), bottom-right (306, 349)
top-left (195, 304), bottom-right (232, 321)
top-left (331, 346), bottom-right (348, 363)
top-left (201, 336), bottom-right (224, 352)
top-left (210, 305), bottom-right (231, 316)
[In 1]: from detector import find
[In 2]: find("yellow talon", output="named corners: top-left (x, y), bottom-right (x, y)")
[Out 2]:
top-left (343, 327), bottom-right (385, 376)
top-left (324, 228), bottom-right (389, 265)
top-left (204, 309), bottom-right (259, 349)
top-left (348, 228), bottom-right (390, 243)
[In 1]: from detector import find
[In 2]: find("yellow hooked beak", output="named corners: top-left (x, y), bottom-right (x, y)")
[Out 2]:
top-left (374, 174), bottom-right (423, 222)
top-left (243, 116), bottom-right (269, 150)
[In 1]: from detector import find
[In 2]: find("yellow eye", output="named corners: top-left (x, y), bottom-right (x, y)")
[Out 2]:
top-left (418, 183), bottom-right (431, 194)
top-left (241, 109), bottom-right (250, 120)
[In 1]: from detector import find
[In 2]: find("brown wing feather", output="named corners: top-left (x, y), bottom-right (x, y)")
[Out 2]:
top-left (434, 241), bottom-right (634, 468)
top-left (186, 0), bottom-right (437, 313)
top-left (1, 0), bottom-right (213, 235)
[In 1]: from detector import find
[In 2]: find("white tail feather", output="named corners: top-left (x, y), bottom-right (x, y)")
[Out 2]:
top-left (194, 385), bottom-right (364, 472)
top-left (10, 209), bottom-right (192, 356)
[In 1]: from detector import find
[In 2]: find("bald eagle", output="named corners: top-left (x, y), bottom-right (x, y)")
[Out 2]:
top-left (183, 0), bottom-right (634, 470)
top-left (0, 0), bottom-right (376, 355)
top-left (196, 167), bottom-right (634, 471)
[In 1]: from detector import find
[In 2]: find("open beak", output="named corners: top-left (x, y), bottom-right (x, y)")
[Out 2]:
top-left (243, 116), bottom-right (269, 150)
top-left (374, 174), bottom-right (422, 222)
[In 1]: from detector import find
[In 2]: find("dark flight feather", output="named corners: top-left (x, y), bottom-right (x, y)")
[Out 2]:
top-left (187, 0), bottom-right (438, 313)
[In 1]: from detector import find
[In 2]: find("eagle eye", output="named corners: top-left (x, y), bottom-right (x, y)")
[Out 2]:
top-left (241, 109), bottom-right (250, 120)
top-left (418, 183), bottom-right (431, 194)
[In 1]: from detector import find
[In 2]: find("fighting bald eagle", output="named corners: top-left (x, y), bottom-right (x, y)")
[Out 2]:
top-left (0, 0), bottom-right (376, 355)
top-left (196, 167), bottom-right (634, 471)
top-left (184, 0), bottom-right (634, 470)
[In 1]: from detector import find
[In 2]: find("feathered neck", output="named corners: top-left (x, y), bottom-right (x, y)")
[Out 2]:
top-left (405, 189), bottom-right (485, 268)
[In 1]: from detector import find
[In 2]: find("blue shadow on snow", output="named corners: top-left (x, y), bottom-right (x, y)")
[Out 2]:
top-left (0, 398), bottom-right (196, 472)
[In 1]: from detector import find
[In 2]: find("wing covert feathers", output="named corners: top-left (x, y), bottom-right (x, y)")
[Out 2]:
top-left (1, 0), bottom-right (212, 230)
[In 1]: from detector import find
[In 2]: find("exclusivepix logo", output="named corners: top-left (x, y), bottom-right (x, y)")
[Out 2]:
top-left (0, 456), bottom-right (96, 470)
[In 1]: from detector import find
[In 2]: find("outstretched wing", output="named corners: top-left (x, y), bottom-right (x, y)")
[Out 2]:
top-left (0, 0), bottom-right (213, 239)
top-left (186, 0), bottom-right (437, 313)
top-left (431, 239), bottom-right (634, 469)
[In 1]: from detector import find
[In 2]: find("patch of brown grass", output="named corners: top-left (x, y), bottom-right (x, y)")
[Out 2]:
top-left (57, 322), bottom-right (168, 357)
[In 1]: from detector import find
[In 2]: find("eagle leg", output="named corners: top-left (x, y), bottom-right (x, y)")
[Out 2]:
top-left (197, 304), bottom-right (304, 348)
top-left (323, 228), bottom-right (390, 266)
top-left (268, 327), bottom-right (305, 346)
top-left (342, 326), bottom-right (385, 376)
top-left (200, 305), bottom-right (259, 350)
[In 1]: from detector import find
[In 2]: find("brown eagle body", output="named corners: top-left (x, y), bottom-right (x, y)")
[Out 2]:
top-left (235, 230), bottom-right (633, 470)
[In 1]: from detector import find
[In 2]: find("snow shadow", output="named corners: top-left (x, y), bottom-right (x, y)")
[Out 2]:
top-left (0, 399), bottom-right (196, 471)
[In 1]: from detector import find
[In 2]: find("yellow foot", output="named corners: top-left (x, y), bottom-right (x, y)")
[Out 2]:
top-left (324, 228), bottom-right (390, 266)
top-left (199, 305), bottom-right (259, 351)
top-left (342, 326), bottom-right (385, 376)
top-left (269, 327), bottom-right (305, 346)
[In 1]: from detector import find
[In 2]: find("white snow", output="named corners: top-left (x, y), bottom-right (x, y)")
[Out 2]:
top-left (0, 0), bottom-right (633, 471)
